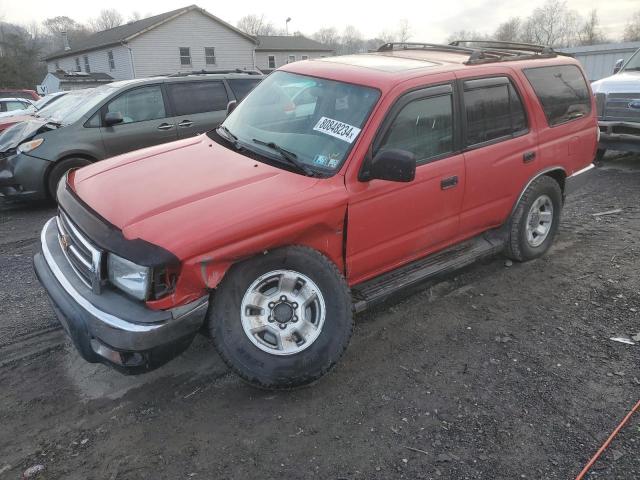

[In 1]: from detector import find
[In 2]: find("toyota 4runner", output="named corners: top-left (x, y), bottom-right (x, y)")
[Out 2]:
top-left (34, 41), bottom-right (597, 389)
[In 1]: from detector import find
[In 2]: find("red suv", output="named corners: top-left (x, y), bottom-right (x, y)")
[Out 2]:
top-left (34, 41), bottom-right (597, 389)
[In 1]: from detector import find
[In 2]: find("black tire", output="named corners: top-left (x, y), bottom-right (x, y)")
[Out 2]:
top-left (595, 149), bottom-right (607, 164)
top-left (208, 246), bottom-right (353, 389)
top-left (47, 158), bottom-right (92, 200)
top-left (505, 175), bottom-right (562, 262)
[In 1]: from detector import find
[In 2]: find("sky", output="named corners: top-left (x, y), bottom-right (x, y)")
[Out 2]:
top-left (0, 0), bottom-right (638, 42)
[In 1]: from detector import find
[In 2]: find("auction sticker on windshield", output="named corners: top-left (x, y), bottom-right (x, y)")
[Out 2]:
top-left (313, 116), bottom-right (361, 143)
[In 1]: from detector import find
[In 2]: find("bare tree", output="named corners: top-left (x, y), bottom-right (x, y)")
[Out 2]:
top-left (237, 14), bottom-right (277, 36)
top-left (312, 27), bottom-right (340, 48)
top-left (129, 11), bottom-right (142, 23)
top-left (577, 9), bottom-right (605, 46)
top-left (447, 30), bottom-right (489, 44)
top-left (623, 10), bottom-right (640, 42)
top-left (494, 17), bottom-right (521, 42)
top-left (340, 25), bottom-right (363, 54)
top-left (520, 0), bottom-right (579, 47)
top-left (42, 16), bottom-right (90, 50)
top-left (90, 9), bottom-right (124, 32)
top-left (397, 19), bottom-right (411, 43)
top-left (378, 29), bottom-right (396, 44)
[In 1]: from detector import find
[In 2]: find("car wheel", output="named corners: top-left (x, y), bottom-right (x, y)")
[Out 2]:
top-left (47, 158), bottom-right (92, 200)
top-left (208, 246), bottom-right (353, 389)
top-left (595, 149), bottom-right (607, 164)
top-left (505, 175), bottom-right (562, 262)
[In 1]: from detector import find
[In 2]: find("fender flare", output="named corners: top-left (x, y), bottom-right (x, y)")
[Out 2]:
top-left (509, 166), bottom-right (567, 217)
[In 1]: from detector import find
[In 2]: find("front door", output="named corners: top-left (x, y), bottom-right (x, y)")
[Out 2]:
top-left (347, 83), bottom-right (466, 284)
top-left (100, 84), bottom-right (177, 157)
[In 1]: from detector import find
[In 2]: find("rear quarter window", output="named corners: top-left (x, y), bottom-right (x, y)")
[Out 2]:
top-left (227, 78), bottom-right (262, 101)
top-left (523, 65), bottom-right (591, 127)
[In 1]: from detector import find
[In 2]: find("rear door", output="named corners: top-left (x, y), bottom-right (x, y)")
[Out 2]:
top-left (100, 84), bottom-right (177, 157)
top-left (455, 71), bottom-right (539, 237)
top-left (166, 80), bottom-right (229, 139)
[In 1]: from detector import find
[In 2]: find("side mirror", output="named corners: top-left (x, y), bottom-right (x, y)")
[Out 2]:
top-left (104, 111), bottom-right (124, 127)
top-left (613, 59), bottom-right (624, 74)
top-left (363, 149), bottom-right (416, 182)
top-left (226, 100), bottom-right (237, 116)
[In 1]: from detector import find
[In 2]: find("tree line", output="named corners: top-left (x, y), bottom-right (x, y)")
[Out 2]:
top-left (1, 1), bottom-right (640, 90)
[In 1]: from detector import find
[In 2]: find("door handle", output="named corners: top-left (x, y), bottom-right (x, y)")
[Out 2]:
top-left (523, 151), bottom-right (536, 163)
top-left (440, 175), bottom-right (458, 190)
top-left (157, 123), bottom-right (174, 131)
top-left (178, 120), bottom-right (194, 128)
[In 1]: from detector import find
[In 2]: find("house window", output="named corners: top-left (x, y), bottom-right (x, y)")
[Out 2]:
top-left (83, 55), bottom-right (90, 73)
top-left (301, 55), bottom-right (309, 60)
top-left (287, 55), bottom-right (296, 63)
top-left (205, 47), bottom-right (216, 65)
top-left (179, 47), bottom-right (191, 67)
top-left (75, 57), bottom-right (81, 71)
top-left (268, 55), bottom-right (276, 69)
top-left (107, 51), bottom-right (115, 70)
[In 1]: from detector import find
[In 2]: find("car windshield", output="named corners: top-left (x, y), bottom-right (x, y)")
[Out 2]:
top-left (621, 49), bottom-right (640, 72)
top-left (219, 71), bottom-right (380, 174)
top-left (31, 94), bottom-right (63, 111)
top-left (36, 86), bottom-right (114, 125)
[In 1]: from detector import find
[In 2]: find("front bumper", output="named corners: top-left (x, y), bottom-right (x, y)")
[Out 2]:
top-left (598, 120), bottom-right (640, 153)
top-left (565, 163), bottom-right (595, 196)
top-left (33, 217), bottom-right (209, 374)
top-left (0, 151), bottom-right (50, 200)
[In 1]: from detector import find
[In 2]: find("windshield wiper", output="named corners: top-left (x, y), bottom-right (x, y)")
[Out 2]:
top-left (252, 138), bottom-right (315, 176)
top-left (216, 125), bottom-right (242, 149)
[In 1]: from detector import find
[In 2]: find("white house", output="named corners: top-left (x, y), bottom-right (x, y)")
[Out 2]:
top-left (255, 35), bottom-right (334, 72)
top-left (42, 5), bottom-right (258, 92)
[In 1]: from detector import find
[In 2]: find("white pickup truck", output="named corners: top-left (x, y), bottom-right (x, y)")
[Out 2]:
top-left (591, 48), bottom-right (640, 159)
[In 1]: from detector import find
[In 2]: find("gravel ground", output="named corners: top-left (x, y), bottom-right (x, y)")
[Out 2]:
top-left (0, 154), bottom-right (638, 479)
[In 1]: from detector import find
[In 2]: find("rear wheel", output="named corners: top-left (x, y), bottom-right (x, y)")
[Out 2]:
top-left (47, 157), bottom-right (91, 200)
top-left (209, 246), bottom-right (353, 389)
top-left (595, 149), bottom-right (607, 164)
top-left (505, 175), bottom-right (562, 262)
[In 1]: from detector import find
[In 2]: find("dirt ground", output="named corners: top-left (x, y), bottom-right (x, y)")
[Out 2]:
top-left (0, 154), bottom-right (639, 480)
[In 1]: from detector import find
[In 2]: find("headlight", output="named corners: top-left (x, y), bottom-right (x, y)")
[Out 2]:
top-left (107, 253), bottom-right (151, 300)
top-left (16, 138), bottom-right (44, 154)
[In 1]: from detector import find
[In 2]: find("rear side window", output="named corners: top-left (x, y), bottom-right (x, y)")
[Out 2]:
top-left (523, 65), bottom-right (591, 126)
top-left (463, 77), bottom-right (527, 146)
top-left (227, 78), bottom-right (261, 101)
top-left (377, 94), bottom-right (454, 163)
top-left (167, 81), bottom-right (229, 116)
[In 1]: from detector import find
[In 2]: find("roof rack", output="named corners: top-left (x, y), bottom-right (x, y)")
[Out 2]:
top-left (377, 40), bottom-right (572, 65)
top-left (167, 69), bottom-right (263, 77)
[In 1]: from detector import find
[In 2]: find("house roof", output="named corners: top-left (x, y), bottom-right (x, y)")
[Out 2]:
top-left (256, 35), bottom-right (333, 52)
top-left (44, 5), bottom-right (257, 61)
top-left (49, 71), bottom-right (114, 83)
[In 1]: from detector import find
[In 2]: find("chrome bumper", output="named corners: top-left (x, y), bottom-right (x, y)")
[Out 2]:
top-left (34, 217), bottom-right (208, 369)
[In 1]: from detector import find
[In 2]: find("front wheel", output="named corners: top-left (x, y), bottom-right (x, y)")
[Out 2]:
top-left (47, 157), bottom-right (92, 200)
top-left (208, 246), bottom-right (353, 389)
top-left (505, 175), bottom-right (562, 262)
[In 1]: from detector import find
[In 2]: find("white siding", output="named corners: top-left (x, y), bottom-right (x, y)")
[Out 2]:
top-left (40, 73), bottom-right (60, 95)
top-left (128, 10), bottom-right (256, 77)
top-left (46, 45), bottom-right (133, 81)
top-left (255, 51), bottom-right (330, 71)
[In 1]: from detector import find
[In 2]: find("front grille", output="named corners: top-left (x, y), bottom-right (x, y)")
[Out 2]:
top-left (603, 93), bottom-right (640, 122)
top-left (56, 211), bottom-right (103, 293)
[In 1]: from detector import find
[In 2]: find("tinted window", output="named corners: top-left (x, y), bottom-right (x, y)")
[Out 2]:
top-left (6, 101), bottom-right (27, 111)
top-left (167, 81), bottom-right (229, 116)
top-left (106, 86), bottom-right (166, 124)
top-left (227, 78), bottom-right (261, 101)
top-left (464, 78), bottom-right (527, 145)
top-left (524, 65), bottom-right (591, 126)
top-left (378, 94), bottom-right (454, 162)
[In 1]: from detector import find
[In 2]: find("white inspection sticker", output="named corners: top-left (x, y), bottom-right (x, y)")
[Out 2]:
top-left (313, 116), bottom-right (361, 144)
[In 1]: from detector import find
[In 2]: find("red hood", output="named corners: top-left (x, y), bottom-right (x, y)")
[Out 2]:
top-left (69, 135), bottom-right (337, 259)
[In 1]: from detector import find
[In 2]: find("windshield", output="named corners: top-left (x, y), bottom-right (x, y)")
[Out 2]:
top-left (36, 86), bottom-right (114, 125)
top-left (32, 93), bottom-right (64, 111)
top-left (220, 71), bottom-right (380, 174)
top-left (621, 49), bottom-right (640, 72)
